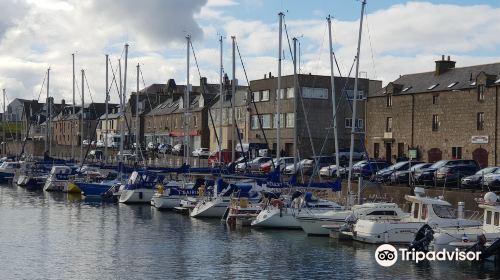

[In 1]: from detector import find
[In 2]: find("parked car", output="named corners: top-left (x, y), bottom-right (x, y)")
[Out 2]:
top-left (435, 165), bottom-right (479, 186)
top-left (320, 164), bottom-right (342, 177)
top-left (483, 168), bottom-right (500, 188)
top-left (96, 140), bottom-right (105, 148)
top-left (207, 149), bottom-right (242, 166)
top-left (461, 166), bottom-right (500, 188)
top-left (259, 157), bottom-right (295, 173)
top-left (414, 159), bottom-right (480, 185)
top-left (158, 144), bottom-right (172, 154)
top-left (147, 142), bottom-right (155, 150)
top-left (302, 156), bottom-right (337, 175)
top-left (390, 163), bottom-right (432, 184)
top-left (374, 161), bottom-right (424, 184)
top-left (172, 144), bottom-right (185, 155)
top-left (82, 139), bottom-right (90, 147)
top-left (226, 156), bottom-right (246, 171)
top-left (192, 148), bottom-right (210, 158)
top-left (334, 148), bottom-right (365, 164)
top-left (283, 159), bottom-right (312, 175)
top-left (352, 160), bottom-right (391, 178)
top-left (236, 157), bottom-right (272, 173)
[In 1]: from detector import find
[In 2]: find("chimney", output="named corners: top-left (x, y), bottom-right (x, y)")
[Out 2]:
top-left (200, 77), bottom-right (207, 86)
top-left (61, 99), bottom-right (65, 106)
top-left (435, 55), bottom-right (456, 76)
top-left (264, 74), bottom-right (267, 79)
top-left (269, 72), bottom-right (272, 79)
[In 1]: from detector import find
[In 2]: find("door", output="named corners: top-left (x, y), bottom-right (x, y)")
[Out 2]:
top-left (427, 148), bottom-right (442, 163)
top-left (385, 142), bottom-right (392, 163)
top-left (472, 148), bottom-right (488, 168)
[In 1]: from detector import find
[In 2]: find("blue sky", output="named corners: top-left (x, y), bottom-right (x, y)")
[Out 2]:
top-left (1, 0), bottom-right (500, 104)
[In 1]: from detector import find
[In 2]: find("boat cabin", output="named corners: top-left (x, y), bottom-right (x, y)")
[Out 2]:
top-left (478, 192), bottom-right (500, 232)
top-left (405, 188), bottom-right (455, 223)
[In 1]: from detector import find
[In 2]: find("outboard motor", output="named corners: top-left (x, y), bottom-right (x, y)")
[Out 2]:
top-left (466, 234), bottom-right (500, 262)
top-left (409, 224), bottom-right (434, 252)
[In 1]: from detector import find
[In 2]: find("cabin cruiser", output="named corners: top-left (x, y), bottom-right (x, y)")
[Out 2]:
top-left (432, 192), bottom-right (500, 251)
top-left (251, 192), bottom-right (343, 229)
top-left (340, 187), bottom-right (482, 244)
top-left (119, 170), bottom-right (163, 204)
top-left (296, 202), bottom-right (404, 236)
top-left (43, 165), bottom-right (78, 191)
top-left (76, 179), bottom-right (122, 198)
top-left (190, 179), bottom-right (260, 218)
top-left (0, 161), bottom-right (21, 181)
top-left (151, 180), bottom-right (198, 210)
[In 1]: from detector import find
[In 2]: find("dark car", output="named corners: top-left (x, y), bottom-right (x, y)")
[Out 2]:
top-left (352, 160), bottom-right (391, 178)
top-left (460, 166), bottom-right (500, 188)
top-left (435, 165), bottom-right (480, 186)
top-left (302, 156), bottom-right (337, 175)
top-left (414, 159), bottom-right (480, 185)
top-left (390, 163), bottom-right (432, 184)
top-left (375, 161), bottom-right (424, 184)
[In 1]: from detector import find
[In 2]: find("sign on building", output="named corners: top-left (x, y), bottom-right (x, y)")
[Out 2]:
top-left (471, 135), bottom-right (489, 144)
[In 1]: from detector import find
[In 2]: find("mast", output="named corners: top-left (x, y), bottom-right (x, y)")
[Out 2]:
top-left (80, 69), bottom-right (84, 164)
top-left (118, 58), bottom-right (124, 165)
top-left (328, 15), bottom-right (340, 178)
top-left (105, 54), bottom-right (109, 162)
top-left (72, 54), bottom-right (75, 160)
top-left (231, 36), bottom-right (236, 163)
top-left (347, 0), bottom-right (366, 204)
top-left (2, 89), bottom-right (5, 156)
top-left (47, 67), bottom-right (51, 157)
top-left (276, 12), bottom-right (283, 162)
top-left (218, 36), bottom-right (223, 163)
top-left (185, 35), bottom-right (190, 165)
top-left (292, 38), bottom-right (298, 174)
top-left (135, 63), bottom-right (140, 161)
top-left (123, 44), bottom-right (129, 152)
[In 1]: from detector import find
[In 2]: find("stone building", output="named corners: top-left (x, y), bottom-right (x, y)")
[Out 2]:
top-left (248, 73), bottom-right (381, 158)
top-left (143, 78), bottom-right (218, 151)
top-left (365, 56), bottom-right (500, 167)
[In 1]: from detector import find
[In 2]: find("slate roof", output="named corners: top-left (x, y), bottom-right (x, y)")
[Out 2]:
top-left (373, 62), bottom-right (500, 97)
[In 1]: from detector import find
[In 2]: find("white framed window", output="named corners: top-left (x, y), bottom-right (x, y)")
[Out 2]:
top-left (252, 91), bottom-right (260, 102)
top-left (273, 113), bottom-right (285, 128)
top-left (262, 115), bottom-right (271, 128)
top-left (345, 89), bottom-right (365, 100)
top-left (286, 88), bottom-right (294, 99)
top-left (302, 87), bottom-right (328, 99)
top-left (286, 113), bottom-right (294, 128)
top-left (275, 89), bottom-right (285, 100)
top-left (261, 90), bottom-right (270, 101)
top-left (345, 118), bottom-right (363, 129)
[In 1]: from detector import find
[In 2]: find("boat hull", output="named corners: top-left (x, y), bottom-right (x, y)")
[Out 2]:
top-left (251, 208), bottom-right (301, 229)
top-left (151, 195), bottom-right (183, 209)
top-left (119, 189), bottom-right (155, 204)
top-left (190, 198), bottom-right (229, 218)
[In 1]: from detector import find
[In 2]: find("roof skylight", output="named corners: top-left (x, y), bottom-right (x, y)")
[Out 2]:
top-left (427, 84), bottom-right (439, 90)
top-left (402, 86), bottom-right (412, 92)
top-left (447, 82), bottom-right (458, 88)
top-left (470, 81), bottom-right (477, 86)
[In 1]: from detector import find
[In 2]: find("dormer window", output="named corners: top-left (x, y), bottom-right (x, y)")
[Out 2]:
top-left (478, 85), bottom-right (485, 101)
top-left (447, 82), bottom-right (458, 88)
top-left (386, 94), bottom-right (392, 107)
top-left (178, 97), bottom-right (184, 109)
top-left (427, 84), bottom-right (439, 90)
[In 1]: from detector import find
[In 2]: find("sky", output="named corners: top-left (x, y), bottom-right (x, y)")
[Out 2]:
top-left (1, 0), bottom-right (500, 106)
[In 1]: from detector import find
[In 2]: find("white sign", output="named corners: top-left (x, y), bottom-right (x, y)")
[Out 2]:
top-left (471, 135), bottom-right (489, 144)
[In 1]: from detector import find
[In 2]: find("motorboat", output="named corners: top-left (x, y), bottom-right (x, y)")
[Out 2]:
top-left (251, 191), bottom-right (343, 229)
top-left (119, 170), bottom-right (163, 204)
top-left (296, 202), bottom-right (404, 236)
top-left (432, 192), bottom-right (500, 251)
top-left (340, 187), bottom-right (482, 244)
top-left (43, 165), bottom-right (78, 192)
top-left (150, 180), bottom-right (199, 210)
top-left (190, 179), bottom-right (260, 218)
top-left (76, 179), bottom-right (122, 198)
top-left (0, 161), bottom-right (21, 181)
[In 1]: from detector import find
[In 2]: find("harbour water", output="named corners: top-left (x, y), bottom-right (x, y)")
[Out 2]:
top-left (1, 184), bottom-right (500, 280)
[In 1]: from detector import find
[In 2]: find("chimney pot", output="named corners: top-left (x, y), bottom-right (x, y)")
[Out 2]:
top-left (442, 55), bottom-right (445, 60)
top-left (264, 74), bottom-right (267, 79)
top-left (269, 72), bottom-right (271, 78)
top-left (447, 55), bottom-right (450, 61)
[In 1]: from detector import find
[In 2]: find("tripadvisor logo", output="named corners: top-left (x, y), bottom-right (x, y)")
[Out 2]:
top-left (375, 244), bottom-right (481, 267)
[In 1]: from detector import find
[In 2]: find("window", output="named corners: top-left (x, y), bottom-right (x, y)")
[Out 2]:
top-left (452, 147), bottom-right (462, 159)
top-left (193, 116), bottom-right (197, 127)
top-left (303, 87), bottom-right (329, 99)
top-left (374, 143), bottom-right (380, 158)
top-left (470, 81), bottom-right (476, 86)
top-left (402, 86), bottom-right (412, 92)
top-left (421, 204), bottom-right (427, 220)
top-left (261, 90), bottom-right (270, 101)
top-left (447, 82), bottom-right (458, 88)
top-left (386, 117), bottom-right (393, 132)
top-left (413, 203), bottom-right (419, 219)
top-left (275, 89), bottom-right (285, 100)
top-left (345, 118), bottom-right (363, 129)
top-left (478, 85), bottom-right (485, 101)
top-left (286, 113), bottom-right (294, 128)
top-left (433, 204), bottom-right (456, 219)
top-left (432, 115), bottom-right (439, 131)
top-left (477, 112), bottom-right (484, 130)
top-left (486, 210), bottom-right (492, 225)
top-left (262, 115), bottom-right (271, 128)
top-left (251, 115), bottom-right (259, 129)
top-left (432, 95), bottom-right (438, 105)
top-left (273, 113), bottom-right (285, 128)
top-left (428, 84), bottom-right (439, 90)
top-left (495, 212), bottom-right (499, 226)
top-left (286, 88), bottom-right (294, 99)
top-left (252, 91), bottom-right (260, 102)
top-left (386, 94), bottom-right (392, 107)
top-left (346, 90), bottom-right (364, 100)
